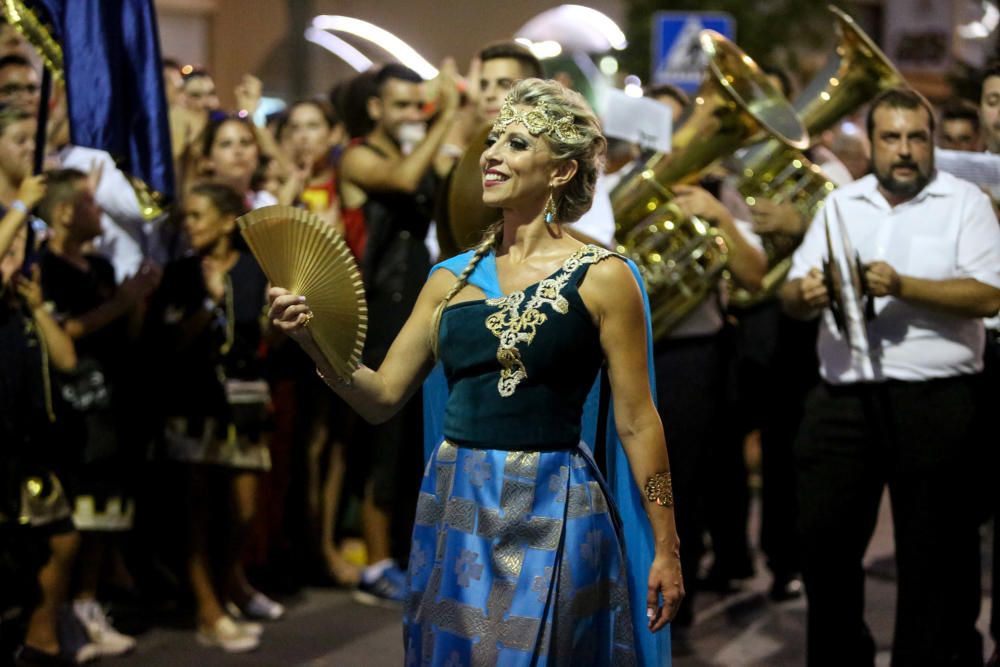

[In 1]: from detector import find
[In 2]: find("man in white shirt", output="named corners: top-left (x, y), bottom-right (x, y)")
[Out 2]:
top-left (781, 88), bottom-right (1000, 667)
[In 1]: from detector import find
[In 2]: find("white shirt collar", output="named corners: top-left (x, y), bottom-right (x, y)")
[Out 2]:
top-left (851, 169), bottom-right (951, 209)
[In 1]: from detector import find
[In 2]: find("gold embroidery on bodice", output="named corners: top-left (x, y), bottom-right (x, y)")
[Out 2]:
top-left (484, 245), bottom-right (612, 397)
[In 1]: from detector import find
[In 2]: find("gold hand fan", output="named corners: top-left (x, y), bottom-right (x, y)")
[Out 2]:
top-left (237, 205), bottom-right (367, 382)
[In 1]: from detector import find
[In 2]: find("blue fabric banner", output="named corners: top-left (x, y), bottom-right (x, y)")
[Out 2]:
top-left (29, 0), bottom-right (175, 199)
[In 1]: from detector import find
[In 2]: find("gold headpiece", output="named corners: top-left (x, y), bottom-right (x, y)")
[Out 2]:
top-left (491, 98), bottom-right (582, 144)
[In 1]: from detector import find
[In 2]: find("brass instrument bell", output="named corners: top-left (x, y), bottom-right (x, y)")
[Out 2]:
top-left (611, 30), bottom-right (808, 338)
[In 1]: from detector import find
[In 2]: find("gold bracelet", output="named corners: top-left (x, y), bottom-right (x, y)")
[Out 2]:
top-left (315, 366), bottom-right (353, 388)
top-left (644, 471), bottom-right (673, 508)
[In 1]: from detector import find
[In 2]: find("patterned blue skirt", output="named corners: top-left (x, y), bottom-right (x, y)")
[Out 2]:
top-left (404, 441), bottom-right (636, 666)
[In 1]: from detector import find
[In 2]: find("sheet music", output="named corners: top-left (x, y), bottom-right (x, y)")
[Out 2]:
top-left (936, 148), bottom-right (1000, 199)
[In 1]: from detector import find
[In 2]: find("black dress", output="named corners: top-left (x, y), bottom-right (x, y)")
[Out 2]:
top-left (40, 250), bottom-right (135, 530)
top-left (146, 252), bottom-right (271, 470)
top-left (353, 141), bottom-right (437, 524)
top-left (0, 296), bottom-right (73, 529)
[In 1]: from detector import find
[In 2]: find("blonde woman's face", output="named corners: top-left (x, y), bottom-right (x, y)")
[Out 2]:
top-left (479, 108), bottom-right (559, 211)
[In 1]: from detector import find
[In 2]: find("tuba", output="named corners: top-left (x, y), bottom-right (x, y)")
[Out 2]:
top-left (611, 30), bottom-right (808, 340)
top-left (728, 4), bottom-right (905, 307)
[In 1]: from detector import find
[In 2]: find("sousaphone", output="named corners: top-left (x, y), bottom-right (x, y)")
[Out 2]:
top-left (728, 4), bottom-right (906, 307)
top-left (611, 30), bottom-right (809, 339)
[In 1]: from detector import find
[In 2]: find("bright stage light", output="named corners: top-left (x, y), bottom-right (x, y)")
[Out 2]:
top-left (599, 55), bottom-right (619, 75)
top-left (530, 40), bottom-right (564, 59)
top-left (304, 27), bottom-right (373, 72)
top-left (624, 74), bottom-right (642, 98)
top-left (311, 15), bottom-right (438, 79)
top-left (958, 0), bottom-right (1000, 38)
top-left (516, 5), bottom-right (627, 53)
top-left (563, 4), bottom-right (627, 50)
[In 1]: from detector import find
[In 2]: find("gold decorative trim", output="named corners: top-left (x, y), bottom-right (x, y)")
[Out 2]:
top-left (0, 0), bottom-right (63, 78)
top-left (491, 97), bottom-right (582, 144)
top-left (484, 245), bottom-right (611, 397)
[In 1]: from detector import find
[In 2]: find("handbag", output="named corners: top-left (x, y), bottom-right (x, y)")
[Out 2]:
top-left (223, 377), bottom-right (271, 438)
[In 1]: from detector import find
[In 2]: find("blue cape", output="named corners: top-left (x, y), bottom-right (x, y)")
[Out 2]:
top-left (422, 249), bottom-right (671, 666)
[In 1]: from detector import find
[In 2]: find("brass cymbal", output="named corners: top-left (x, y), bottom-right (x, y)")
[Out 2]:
top-left (434, 167), bottom-right (461, 259)
top-left (446, 125), bottom-right (499, 253)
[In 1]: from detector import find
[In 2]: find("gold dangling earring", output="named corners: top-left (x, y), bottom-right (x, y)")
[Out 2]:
top-left (543, 191), bottom-right (558, 224)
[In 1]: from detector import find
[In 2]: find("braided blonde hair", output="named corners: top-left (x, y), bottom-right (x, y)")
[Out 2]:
top-left (430, 222), bottom-right (502, 359)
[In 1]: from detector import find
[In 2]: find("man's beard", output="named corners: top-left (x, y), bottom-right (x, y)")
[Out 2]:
top-left (874, 158), bottom-right (932, 199)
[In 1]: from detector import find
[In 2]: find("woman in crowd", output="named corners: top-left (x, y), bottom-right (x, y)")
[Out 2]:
top-left (268, 79), bottom-right (682, 665)
top-left (283, 100), bottom-right (341, 208)
top-left (279, 98), bottom-right (363, 587)
top-left (197, 116), bottom-right (274, 210)
top-left (0, 173), bottom-right (86, 666)
top-left (0, 106), bottom-right (35, 218)
top-left (146, 182), bottom-right (281, 653)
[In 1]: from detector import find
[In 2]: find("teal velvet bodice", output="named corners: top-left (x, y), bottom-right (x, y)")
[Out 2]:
top-left (438, 245), bottom-right (616, 450)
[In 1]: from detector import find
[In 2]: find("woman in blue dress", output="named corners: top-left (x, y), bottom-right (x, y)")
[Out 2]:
top-left (268, 78), bottom-right (683, 665)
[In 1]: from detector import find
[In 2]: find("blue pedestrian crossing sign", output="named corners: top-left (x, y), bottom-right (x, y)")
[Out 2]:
top-left (651, 12), bottom-right (735, 91)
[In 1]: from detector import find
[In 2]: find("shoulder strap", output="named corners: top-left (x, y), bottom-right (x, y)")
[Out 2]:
top-left (429, 250), bottom-right (475, 280)
top-left (564, 244), bottom-right (621, 286)
top-left (429, 250), bottom-right (501, 299)
top-left (355, 139), bottom-right (388, 159)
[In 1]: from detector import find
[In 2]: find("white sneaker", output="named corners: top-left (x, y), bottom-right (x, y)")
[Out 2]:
top-left (72, 599), bottom-right (136, 657)
top-left (195, 616), bottom-right (259, 653)
top-left (223, 602), bottom-right (264, 637)
top-left (234, 592), bottom-right (285, 620)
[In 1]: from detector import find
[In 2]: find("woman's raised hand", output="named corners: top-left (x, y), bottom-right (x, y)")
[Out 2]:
top-left (268, 287), bottom-right (315, 343)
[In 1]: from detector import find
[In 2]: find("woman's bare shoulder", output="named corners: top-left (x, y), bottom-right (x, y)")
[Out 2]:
top-left (421, 265), bottom-right (461, 303)
top-left (585, 249), bottom-right (636, 289)
top-left (579, 249), bottom-right (643, 315)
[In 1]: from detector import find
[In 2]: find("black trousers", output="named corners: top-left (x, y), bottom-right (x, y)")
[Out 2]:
top-left (654, 333), bottom-right (728, 623)
top-left (758, 310), bottom-right (819, 579)
top-left (796, 376), bottom-right (985, 667)
top-left (982, 334), bottom-right (1000, 642)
